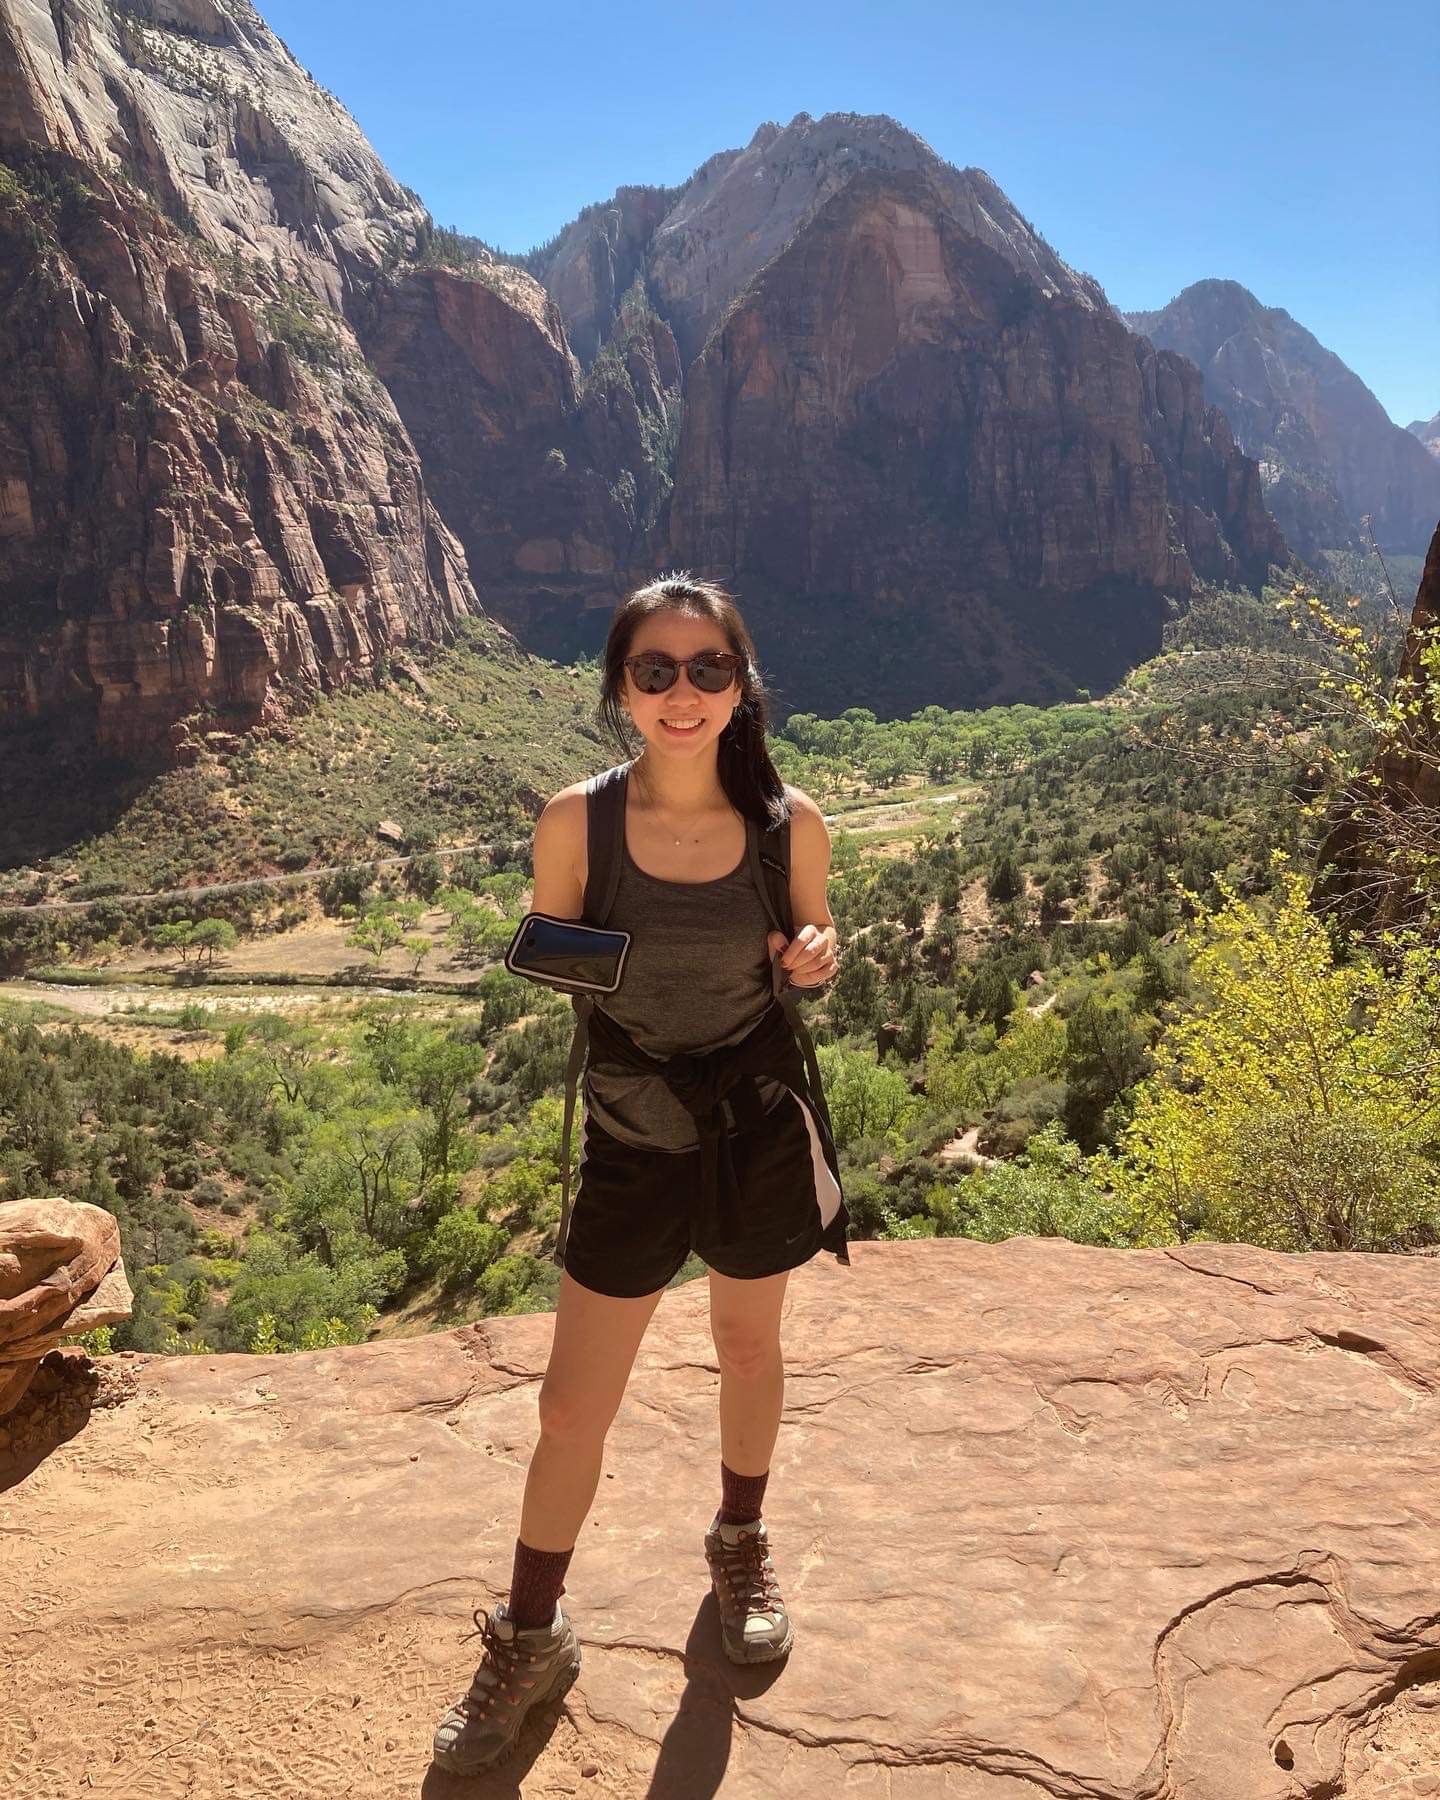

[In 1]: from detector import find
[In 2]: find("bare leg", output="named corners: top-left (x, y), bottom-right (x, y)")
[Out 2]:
top-left (518, 1268), bottom-right (669, 1551)
top-left (708, 1267), bottom-right (791, 1478)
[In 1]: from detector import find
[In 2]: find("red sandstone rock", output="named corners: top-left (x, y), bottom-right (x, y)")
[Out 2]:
top-left (667, 168), bottom-right (1285, 717)
top-left (3, 1236), bottom-right (1439, 1794)
top-left (0, 0), bottom-right (501, 749)
top-left (0, 1197), bottom-right (132, 1412)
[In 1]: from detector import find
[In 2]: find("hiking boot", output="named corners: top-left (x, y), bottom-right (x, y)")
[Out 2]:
top-left (430, 1598), bottom-right (581, 1776)
top-left (703, 1516), bottom-right (794, 1663)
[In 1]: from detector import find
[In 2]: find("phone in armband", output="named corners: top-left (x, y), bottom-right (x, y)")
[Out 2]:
top-left (503, 911), bottom-right (632, 995)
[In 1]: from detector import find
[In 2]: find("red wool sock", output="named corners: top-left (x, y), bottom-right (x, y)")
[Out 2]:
top-left (716, 1459), bottom-right (769, 1526)
top-left (507, 1538), bottom-right (574, 1629)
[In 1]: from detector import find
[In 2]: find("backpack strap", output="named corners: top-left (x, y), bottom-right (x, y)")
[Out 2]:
top-left (582, 760), bottom-right (632, 926)
top-left (553, 760), bottom-right (631, 1269)
top-left (746, 798), bottom-right (795, 941)
top-left (749, 787), bottom-right (841, 1158)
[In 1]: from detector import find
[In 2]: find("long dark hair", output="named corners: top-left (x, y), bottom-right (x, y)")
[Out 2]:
top-left (596, 572), bottom-right (790, 829)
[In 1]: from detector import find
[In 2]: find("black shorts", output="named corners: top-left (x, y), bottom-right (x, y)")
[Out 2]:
top-left (561, 1089), bottom-right (835, 1298)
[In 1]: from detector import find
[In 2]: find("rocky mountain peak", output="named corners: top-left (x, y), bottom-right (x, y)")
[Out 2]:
top-left (540, 108), bottom-right (1109, 370)
top-left (1125, 279), bottom-right (1440, 556)
top-left (2, 0), bottom-right (427, 309)
top-left (0, 0), bottom-right (490, 753)
top-left (1409, 410), bottom-right (1440, 460)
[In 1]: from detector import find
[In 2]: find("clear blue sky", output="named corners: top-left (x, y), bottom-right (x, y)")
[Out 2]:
top-left (265, 0), bottom-right (1439, 426)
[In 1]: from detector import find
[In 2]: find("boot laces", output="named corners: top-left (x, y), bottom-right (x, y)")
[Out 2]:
top-left (455, 1605), bottom-right (524, 1713)
top-left (717, 1528), bottom-right (782, 1613)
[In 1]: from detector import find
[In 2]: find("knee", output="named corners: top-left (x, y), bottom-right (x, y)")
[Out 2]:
top-left (537, 1381), bottom-right (613, 1444)
top-left (711, 1329), bottom-right (782, 1380)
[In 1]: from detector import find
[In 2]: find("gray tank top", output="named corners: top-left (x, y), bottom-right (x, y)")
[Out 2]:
top-left (584, 829), bottom-right (789, 1152)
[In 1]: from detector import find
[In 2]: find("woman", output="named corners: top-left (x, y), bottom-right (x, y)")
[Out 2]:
top-left (432, 572), bottom-right (849, 1776)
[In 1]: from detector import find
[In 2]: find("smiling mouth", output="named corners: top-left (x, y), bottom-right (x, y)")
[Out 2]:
top-left (659, 718), bottom-right (703, 731)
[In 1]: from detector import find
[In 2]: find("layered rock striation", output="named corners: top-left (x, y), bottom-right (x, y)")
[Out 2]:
top-left (3, 17), bottom-right (1304, 745)
top-left (0, 0), bottom-right (488, 751)
top-left (542, 112), bottom-right (1112, 373)
top-left (354, 258), bottom-right (681, 658)
top-left (0, 1197), bottom-right (132, 1413)
top-left (1126, 280), bottom-right (1440, 558)
top-left (668, 170), bottom-right (1285, 716)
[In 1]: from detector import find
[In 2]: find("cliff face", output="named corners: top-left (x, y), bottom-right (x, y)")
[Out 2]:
top-left (1126, 281), bottom-right (1440, 559)
top-left (4, 22), bottom-right (1299, 747)
top-left (542, 111), bottom-right (1111, 373)
top-left (540, 181), bottom-right (678, 367)
top-left (354, 259), bottom-right (682, 658)
top-left (667, 172), bottom-right (1285, 716)
top-left (0, 0), bottom-right (487, 752)
top-left (2, 0), bottom-right (426, 303)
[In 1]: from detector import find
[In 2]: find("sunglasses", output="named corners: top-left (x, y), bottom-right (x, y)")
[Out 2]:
top-left (622, 650), bottom-right (745, 694)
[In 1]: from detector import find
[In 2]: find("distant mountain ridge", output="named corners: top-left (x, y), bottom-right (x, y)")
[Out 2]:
top-left (1410, 410), bottom-right (1440, 462)
top-left (1124, 280), bottom-right (1440, 557)
top-left (448, 112), bottom-right (1286, 711)
top-left (0, 9), bottom-right (1298, 759)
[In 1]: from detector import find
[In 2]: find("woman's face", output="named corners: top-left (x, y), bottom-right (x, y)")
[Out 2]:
top-left (621, 610), bottom-right (743, 758)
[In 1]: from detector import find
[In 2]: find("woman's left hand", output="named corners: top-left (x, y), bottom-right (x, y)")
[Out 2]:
top-left (767, 926), bottom-right (839, 988)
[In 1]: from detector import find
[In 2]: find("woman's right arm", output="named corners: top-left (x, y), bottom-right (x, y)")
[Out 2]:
top-left (529, 788), bottom-right (586, 919)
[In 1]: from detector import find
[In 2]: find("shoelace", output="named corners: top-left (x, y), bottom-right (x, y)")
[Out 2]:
top-left (456, 1605), bottom-right (524, 1713)
top-left (714, 1529), bottom-right (783, 1615)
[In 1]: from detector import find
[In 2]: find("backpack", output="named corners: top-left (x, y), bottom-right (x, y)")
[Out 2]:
top-left (550, 761), bottom-right (838, 1265)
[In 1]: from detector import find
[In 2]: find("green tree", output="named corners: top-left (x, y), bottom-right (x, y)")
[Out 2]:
top-left (191, 918), bottom-right (238, 968)
top-left (232, 1015), bottom-right (327, 1107)
top-left (348, 906), bottom-right (405, 964)
top-left (422, 1207), bottom-right (507, 1285)
top-left (986, 850), bottom-right (1023, 905)
top-left (955, 1123), bottom-right (1129, 1245)
top-left (223, 1230), bottom-right (400, 1351)
top-left (926, 1005), bottom-right (1066, 1116)
top-left (399, 1030), bottom-right (486, 1180)
top-left (149, 920), bottom-right (198, 966)
top-left (1062, 992), bottom-right (1152, 1151)
top-left (1109, 859), bottom-right (1440, 1250)
top-left (816, 1045), bottom-right (923, 1151)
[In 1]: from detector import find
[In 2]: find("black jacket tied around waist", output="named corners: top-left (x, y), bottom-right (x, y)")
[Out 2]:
top-left (586, 993), bottom-right (815, 1250)
top-left (552, 949), bottom-right (852, 1272)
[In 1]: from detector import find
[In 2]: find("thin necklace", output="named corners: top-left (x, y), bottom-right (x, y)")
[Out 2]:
top-left (633, 756), bottom-right (716, 846)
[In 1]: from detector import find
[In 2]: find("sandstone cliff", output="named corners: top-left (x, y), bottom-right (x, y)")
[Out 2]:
top-left (353, 258), bottom-right (681, 663)
top-left (0, 0), bottom-right (490, 752)
top-left (509, 115), bottom-right (1289, 709)
top-left (542, 112), bottom-right (1111, 372)
top-left (3, 0), bottom-right (426, 302)
top-left (667, 169), bottom-right (1285, 717)
top-left (2, 18), bottom-right (1304, 753)
top-left (1126, 280), bottom-right (1440, 559)
top-left (4, 1236), bottom-right (1440, 1795)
